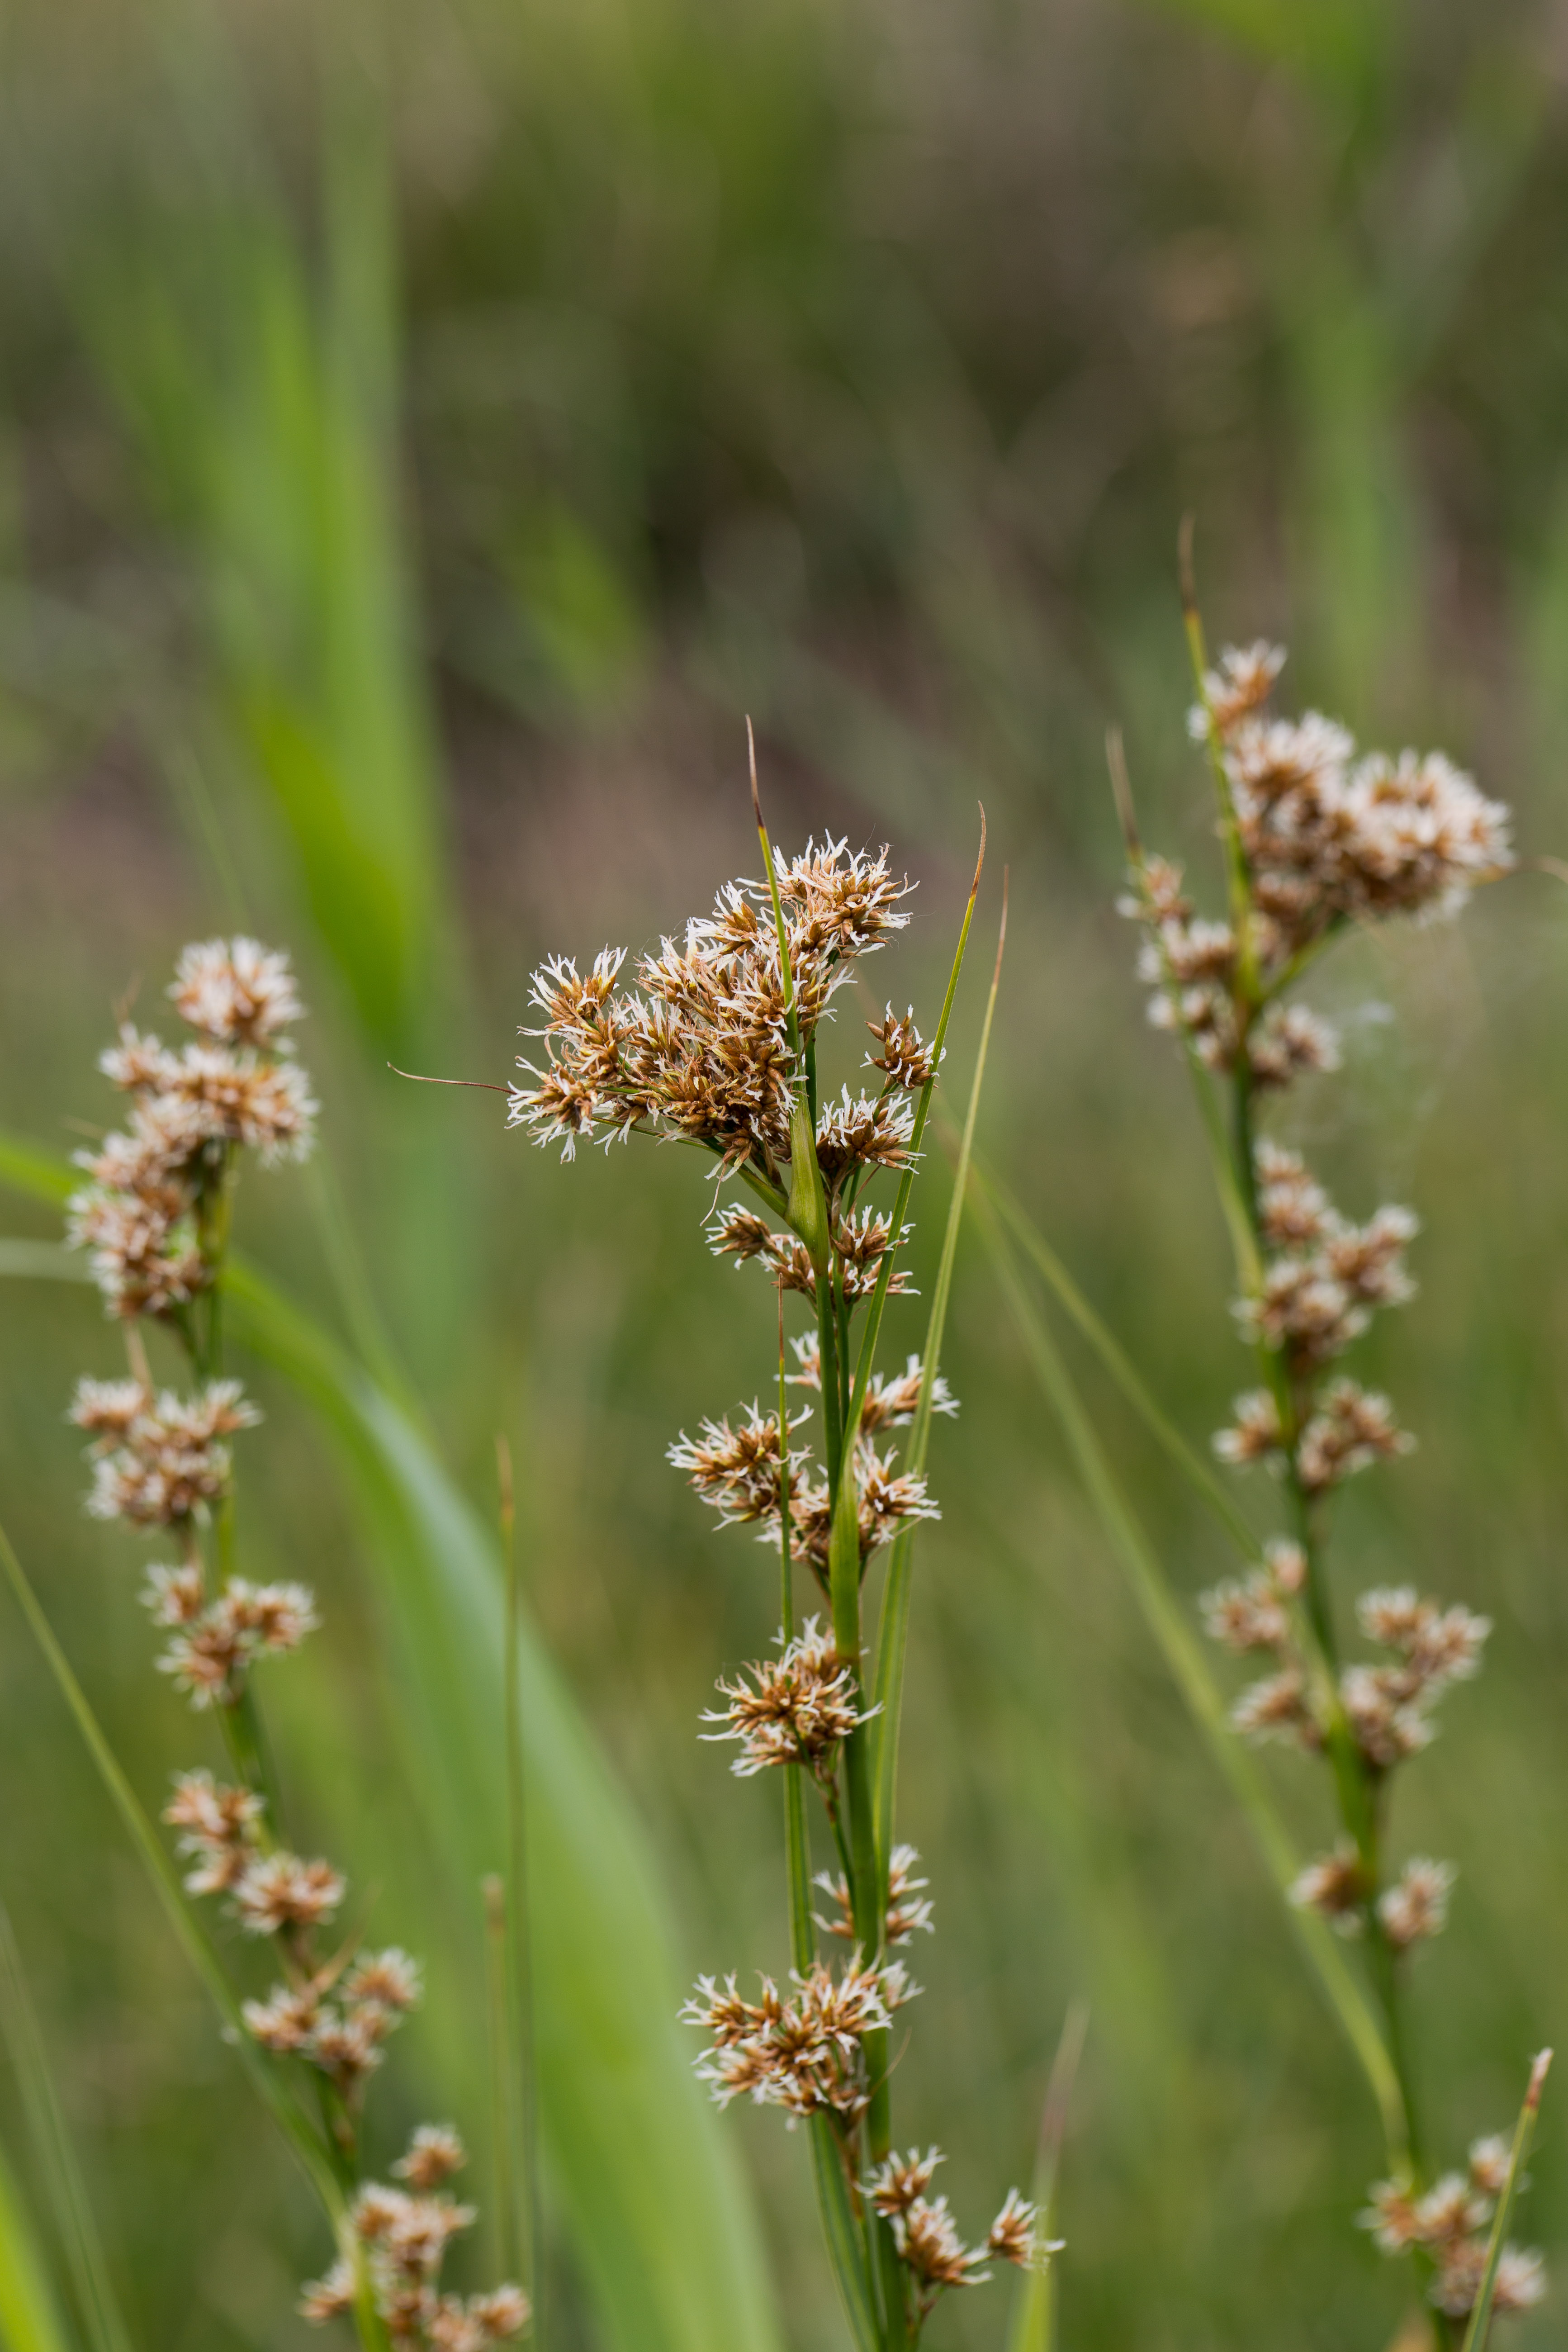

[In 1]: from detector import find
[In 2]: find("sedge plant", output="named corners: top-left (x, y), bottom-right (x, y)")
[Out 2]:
top-left (507, 749), bottom-right (1048, 2348)
top-left (1107, 561), bottom-right (1549, 2339)
top-left (54, 939), bottom-right (531, 2352)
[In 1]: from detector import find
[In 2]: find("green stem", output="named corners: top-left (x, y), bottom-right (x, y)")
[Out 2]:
top-left (870, 886), bottom-right (1006, 1872)
top-left (786, 1767), bottom-right (880, 2351)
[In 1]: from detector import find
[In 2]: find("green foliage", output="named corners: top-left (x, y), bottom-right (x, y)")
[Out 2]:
top-left (0, 2135), bottom-right (74, 2352)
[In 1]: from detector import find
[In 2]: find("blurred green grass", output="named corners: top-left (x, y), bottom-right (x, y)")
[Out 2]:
top-left (0, 1), bottom-right (1566, 2346)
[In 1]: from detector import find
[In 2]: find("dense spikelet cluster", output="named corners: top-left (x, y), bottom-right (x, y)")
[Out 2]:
top-left (1363, 2134), bottom-right (1546, 2320)
top-left (682, 1957), bottom-right (916, 2120)
top-left (1203, 1553), bottom-right (1485, 1896)
top-left (68, 938), bottom-right (315, 1318)
top-left (1127, 644), bottom-right (1509, 1069)
top-left (64, 945), bottom-right (529, 2344)
top-left (299, 2126), bottom-right (531, 2346)
top-left (668, 1389), bottom-right (942, 1593)
top-left (815, 1845), bottom-right (935, 1947)
top-left (523, 823), bottom-right (1044, 2339)
top-left (702, 1619), bottom-right (876, 1780)
top-left (864, 2152), bottom-right (1056, 2321)
top-left (510, 840), bottom-right (913, 1167)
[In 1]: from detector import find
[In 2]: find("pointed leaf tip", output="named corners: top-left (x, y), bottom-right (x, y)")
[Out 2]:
top-left (748, 717), bottom-right (765, 834)
top-left (969, 805), bottom-right (987, 903)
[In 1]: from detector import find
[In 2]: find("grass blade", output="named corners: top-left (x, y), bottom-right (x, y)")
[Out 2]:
top-left (0, 2130), bottom-right (75, 2352)
top-left (971, 1189), bottom-right (1410, 2166)
top-left (0, 1903), bottom-right (134, 2352)
top-left (870, 877), bottom-right (1007, 1852)
top-left (1459, 2050), bottom-right (1552, 2352)
top-left (1006, 2001), bottom-right (1088, 2352)
top-left (976, 1165), bottom-right (1258, 1560)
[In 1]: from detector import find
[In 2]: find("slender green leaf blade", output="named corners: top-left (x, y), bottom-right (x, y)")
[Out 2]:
top-left (0, 2134), bottom-right (75, 2352)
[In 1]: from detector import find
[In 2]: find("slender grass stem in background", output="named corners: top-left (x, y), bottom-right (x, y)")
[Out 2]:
top-left (509, 781), bottom-right (1054, 2344)
top-left (1459, 2053), bottom-right (1552, 2352)
top-left (0, 1898), bottom-right (137, 2352)
top-left (495, 1433), bottom-right (541, 2333)
top-left (1004, 2002), bottom-right (1087, 2352)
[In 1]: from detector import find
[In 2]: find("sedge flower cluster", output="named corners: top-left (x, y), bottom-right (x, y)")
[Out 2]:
top-left (301, 2127), bottom-right (531, 2347)
top-left (68, 937), bottom-right (315, 1318)
top-left (510, 841), bottom-right (913, 1169)
top-left (1363, 2138), bottom-right (1545, 2321)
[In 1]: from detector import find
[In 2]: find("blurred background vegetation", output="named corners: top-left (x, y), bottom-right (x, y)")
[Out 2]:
top-left (0, 0), bottom-right (1565, 2347)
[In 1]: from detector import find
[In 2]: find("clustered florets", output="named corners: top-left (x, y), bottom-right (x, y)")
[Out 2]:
top-left (1204, 1547), bottom-right (1487, 1799)
top-left (1362, 2138), bottom-right (1546, 2321)
top-left (864, 2152), bottom-right (1055, 2319)
top-left (1125, 641), bottom-right (1509, 1078)
top-left (814, 1845), bottom-right (935, 1947)
top-left (69, 1374), bottom-right (317, 1709)
top-left (510, 840), bottom-right (914, 1168)
top-left (702, 1619), bottom-right (876, 1780)
top-left (682, 1957), bottom-right (917, 2121)
top-left (299, 2125), bottom-right (531, 2347)
top-left (73, 1375), bottom-right (258, 1523)
top-left (668, 1378), bottom-right (943, 1593)
top-left (68, 938), bottom-right (315, 1318)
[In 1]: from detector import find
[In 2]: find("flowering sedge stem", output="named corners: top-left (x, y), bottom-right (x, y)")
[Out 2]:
top-left (746, 741), bottom-right (890, 2347)
top-left (787, 1764), bottom-right (880, 2351)
top-left (1459, 2052), bottom-right (1552, 2352)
